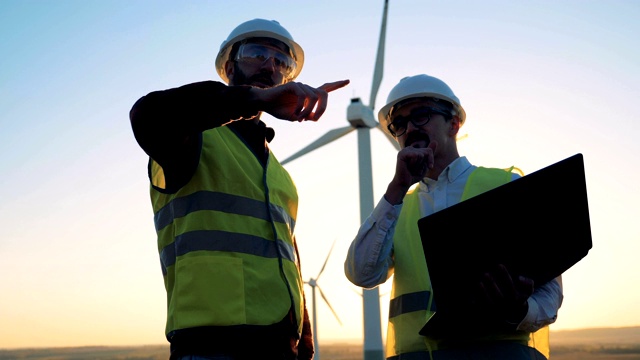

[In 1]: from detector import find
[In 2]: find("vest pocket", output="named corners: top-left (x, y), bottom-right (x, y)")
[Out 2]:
top-left (174, 255), bottom-right (246, 328)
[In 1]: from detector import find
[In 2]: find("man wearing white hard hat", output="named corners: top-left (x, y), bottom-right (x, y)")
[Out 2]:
top-left (345, 74), bottom-right (562, 359)
top-left (130, 18), bottom-right (349, 360)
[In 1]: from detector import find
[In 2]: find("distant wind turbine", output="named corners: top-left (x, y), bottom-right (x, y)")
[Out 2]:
top-left (304, 240), bottom-right (342, 360)
top-left (282, 1), bottom-right (395, 359)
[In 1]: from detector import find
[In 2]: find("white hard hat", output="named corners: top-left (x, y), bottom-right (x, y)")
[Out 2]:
top-left (378, 74), bottom-right (466, 135)
top-left (215, 19), bottom-right (304, 84)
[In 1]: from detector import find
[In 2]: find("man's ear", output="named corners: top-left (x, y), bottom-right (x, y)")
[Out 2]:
top-left (449, 116), bottom-right (461, 137)
top-left (224, 60), bottom-right (235, 81)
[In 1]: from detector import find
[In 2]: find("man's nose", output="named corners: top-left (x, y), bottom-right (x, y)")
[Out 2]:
top-left (259, 57), bottom-right (277, 72)
top-left (406, 119), bottom-right (419, 131)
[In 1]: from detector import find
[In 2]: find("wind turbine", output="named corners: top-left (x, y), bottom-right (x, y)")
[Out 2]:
top-left (304, 240), bottom-right (342, 360)
top-left (282, 1), bottom-right (395, 359)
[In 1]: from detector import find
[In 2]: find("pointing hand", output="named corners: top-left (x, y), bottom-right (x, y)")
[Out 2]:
top-left (253, 80), bottom-right (350, 122)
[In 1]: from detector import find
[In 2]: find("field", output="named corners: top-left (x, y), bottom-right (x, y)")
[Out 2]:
top-left (2, 327), bottom-right (639, 360)
top-left (2, 344), bottom-right (640, 360)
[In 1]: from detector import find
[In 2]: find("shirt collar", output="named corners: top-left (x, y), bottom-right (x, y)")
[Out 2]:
top-left (422, 156), bottom-right (472, 189)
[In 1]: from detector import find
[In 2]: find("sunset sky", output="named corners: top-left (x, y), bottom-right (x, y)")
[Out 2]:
top-left (1, 0), bottom-right (639, 351)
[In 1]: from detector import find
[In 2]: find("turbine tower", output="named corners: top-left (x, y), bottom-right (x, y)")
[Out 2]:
top-left (281, 1), bottom-right (397, 359)
top-left (304, 240), bottom-right (342, 360)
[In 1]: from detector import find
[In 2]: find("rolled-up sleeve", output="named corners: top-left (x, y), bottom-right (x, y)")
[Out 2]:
top-left (517, 276), bottom-right (564, 333)
top-left (344, 196), bottom-right (402, 288)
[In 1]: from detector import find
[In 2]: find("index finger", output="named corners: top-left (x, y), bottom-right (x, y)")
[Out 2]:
top-left (308, 89), bottom-right (329, 121)
top-left (318, 79), bottom-right (350, 93)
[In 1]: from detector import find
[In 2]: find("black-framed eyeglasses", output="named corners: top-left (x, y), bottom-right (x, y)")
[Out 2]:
top-left (387, 106), bottom-right (453, 137)
top-left (235, 42), bottom-right (296, 78)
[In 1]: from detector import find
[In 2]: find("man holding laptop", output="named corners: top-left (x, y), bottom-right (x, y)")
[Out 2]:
top-left (344, 74), bottom-right (563, 359)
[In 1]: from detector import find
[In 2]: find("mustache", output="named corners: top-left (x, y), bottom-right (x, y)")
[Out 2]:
top-left (404, 131), bottom-right (431, 147)
top-left (249, 74), bottom-right (275, 87)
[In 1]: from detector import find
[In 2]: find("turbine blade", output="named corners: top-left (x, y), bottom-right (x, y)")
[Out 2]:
top-left (457, 133), bottom-right (469, 141)
top-left (376, 124), bottom-right (400, 150)
top-left (280, 126), bottom-right (355, 165)
top-left (317, 239), bottom-right (337, 280)
top-left (368, 0), bottom-right (389, 110)
top-left (318, 285), bottom-right (343, 326)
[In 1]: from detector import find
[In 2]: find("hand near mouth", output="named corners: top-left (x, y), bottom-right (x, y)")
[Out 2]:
top-left (384, 140), bottom-right (437, 205)
top-left (410, 140), bottom-right (429, 149)
top-left (404, 131), bottom-right (431, 149)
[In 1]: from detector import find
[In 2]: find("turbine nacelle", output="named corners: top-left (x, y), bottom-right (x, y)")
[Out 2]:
top-left (347, 97), bottom-right (378, 129)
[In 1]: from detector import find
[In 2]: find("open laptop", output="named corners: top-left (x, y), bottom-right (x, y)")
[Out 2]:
top-left (417, 153), bottom-right (592, 337)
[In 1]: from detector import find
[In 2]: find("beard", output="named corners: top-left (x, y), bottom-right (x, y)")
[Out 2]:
top-left (229, 63), bottom-right (276, 88)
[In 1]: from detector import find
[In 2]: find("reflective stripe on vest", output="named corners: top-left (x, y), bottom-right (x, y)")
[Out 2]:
top-left (154, 190), bottom-right (296, 275)
top-left (154, 191), bottom-right (295, 233)
top-left (387, 166), bottom-right (536, 359)
top-left (389, 290), bottom-right (437, 319)
top-left (159, 228), bottom-right (296, 275)
top-left (150, 126), bottom-right (303, 336)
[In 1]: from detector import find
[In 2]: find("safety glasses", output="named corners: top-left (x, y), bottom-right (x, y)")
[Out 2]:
top-left (235, 43), bottom-right (296, 78)
top-left (387, 106), bottom-right (452, 137)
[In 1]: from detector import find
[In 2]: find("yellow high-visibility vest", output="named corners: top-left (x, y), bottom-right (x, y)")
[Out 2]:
top-left (150, 125), bottom-right (304, 337)
top-left (386, 166), bottom-right (549, 359)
